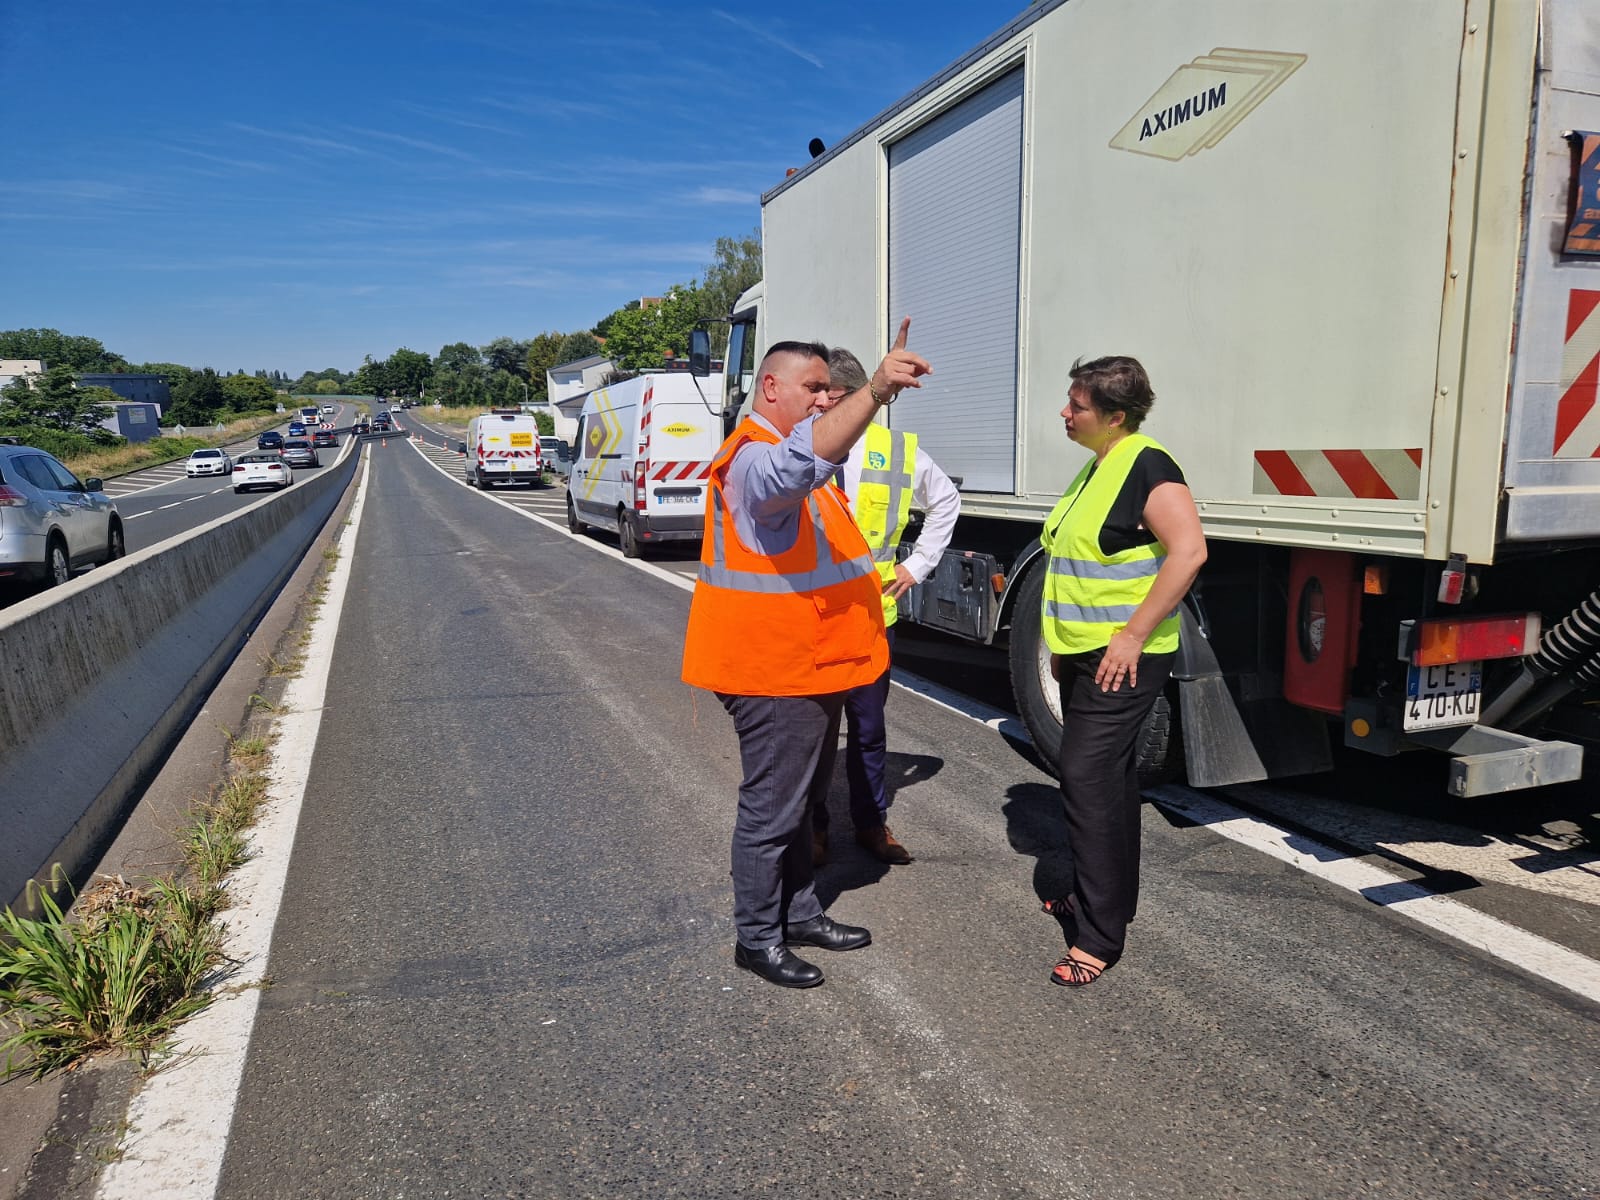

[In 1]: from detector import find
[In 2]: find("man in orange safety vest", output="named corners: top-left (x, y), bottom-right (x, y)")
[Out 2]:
top-left (682, 320), bottom-right (931, 988)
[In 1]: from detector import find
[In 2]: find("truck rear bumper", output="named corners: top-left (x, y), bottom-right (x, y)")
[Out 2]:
top-left (1406, 724), bottom-right (1584, 798)
top-left (1345, 699), bottom-right (1584, 796)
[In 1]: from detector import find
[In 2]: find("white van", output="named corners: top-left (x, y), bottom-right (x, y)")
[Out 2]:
top-left (566, 373), bottom-right (722, 557)
top-left (464, 410), bottom-right (549, 488)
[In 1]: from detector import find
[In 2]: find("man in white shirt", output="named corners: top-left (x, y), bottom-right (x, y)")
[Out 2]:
top-left (807, 347), bottom-right (960, 864)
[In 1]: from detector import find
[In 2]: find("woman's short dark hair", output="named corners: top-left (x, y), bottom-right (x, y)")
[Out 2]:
top-left (1068, 355), bottom-right (1155, 432)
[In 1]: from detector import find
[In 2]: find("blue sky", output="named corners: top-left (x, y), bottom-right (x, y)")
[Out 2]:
top-left (0, 1), bottom-right (1020, 375)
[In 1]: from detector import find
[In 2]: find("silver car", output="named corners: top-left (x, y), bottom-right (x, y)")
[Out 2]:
top-left (0, 439), bottom-right (125, 588)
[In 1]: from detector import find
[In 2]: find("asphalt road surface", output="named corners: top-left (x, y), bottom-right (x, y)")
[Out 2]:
top-left (207, 441), bottom-right (1599, 1199)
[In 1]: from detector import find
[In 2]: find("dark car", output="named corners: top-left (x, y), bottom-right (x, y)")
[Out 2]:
top-left (312, 430), bottom-right (337, 448)
top-left (352, 417), bottom-right (371, 435)
top-left (257, 430), bottom-right (285, 451)
top-left (280, 439), bottom-right (320, 468)
top-left (371, 414), bottom-right (392, 433)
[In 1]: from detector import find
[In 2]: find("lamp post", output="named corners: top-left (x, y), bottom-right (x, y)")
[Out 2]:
top-left (521, 379), bottom-right (529, 410)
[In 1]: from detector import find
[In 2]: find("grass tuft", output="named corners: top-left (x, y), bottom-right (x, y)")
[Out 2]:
top-left (0, 880), bottom-right (222, 1079)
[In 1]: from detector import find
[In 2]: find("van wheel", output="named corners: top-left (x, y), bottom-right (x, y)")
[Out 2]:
top-left (618, 510), bottom-right (642, 558)
top-left (567, 495), bottom-right (586, 534)
top-left (44, 536), bottom-right (71, 588)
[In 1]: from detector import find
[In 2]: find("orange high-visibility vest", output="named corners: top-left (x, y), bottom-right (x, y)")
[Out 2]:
top-left (682, 419), bottom-right (888, 696)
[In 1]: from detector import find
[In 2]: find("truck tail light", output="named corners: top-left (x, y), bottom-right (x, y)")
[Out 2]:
top-left (634, 462), bottom-right (648, 510)
top-left (1414, 614), bottom-right (1540, 667)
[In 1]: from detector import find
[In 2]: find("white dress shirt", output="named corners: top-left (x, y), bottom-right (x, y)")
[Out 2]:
top-left (836, 430), bottom-right (961, 583)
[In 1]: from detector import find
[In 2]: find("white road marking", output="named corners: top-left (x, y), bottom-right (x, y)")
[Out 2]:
top-left (1148, 786), bottom-right (1600, 1005)
top-left (95, 455), bottom-right (372, 1200)
top-left (406, 433), bottom-right (1600, 1002)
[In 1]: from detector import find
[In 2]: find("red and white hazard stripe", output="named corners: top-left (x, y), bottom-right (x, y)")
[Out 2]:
top-left (650, 461), bottom-right (712, 482)
top-left (1253, 448), bottom-right (1423, 501)
top-left (1554, 288), bottom-right (1600, 458)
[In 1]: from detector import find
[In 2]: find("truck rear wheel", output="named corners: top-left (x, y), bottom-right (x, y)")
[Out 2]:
top-left (1007, 557), bottom-right (1184, 786)
top-left (1008, 560), bottom-right (1063, 769)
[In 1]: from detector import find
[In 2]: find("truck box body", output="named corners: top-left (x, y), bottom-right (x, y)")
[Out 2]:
top-left (737, 0), bottom-right (1600, 794)
top-left (568, 373), bottom-right (722, 557)
top-left (760, 0), bottom-right (1600, 558)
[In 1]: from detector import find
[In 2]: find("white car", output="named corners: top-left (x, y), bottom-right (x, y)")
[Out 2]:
top-left (185, 448), bottom-right (233, 477)
top-left (321, 404), bottom-right (337, 415)
top-left (232, 452), bottom-right (294, 494)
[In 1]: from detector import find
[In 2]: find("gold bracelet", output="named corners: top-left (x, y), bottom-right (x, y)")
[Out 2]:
top-left (869, 382), bottom-right (894, 406)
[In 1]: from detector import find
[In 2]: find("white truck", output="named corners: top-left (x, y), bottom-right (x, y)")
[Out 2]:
top-left (464, 410), bottom-right (551, 488)
top-left (707, 0), bottom-right (1600, 797)
top-left (566, 371), bottom-right (723, 558)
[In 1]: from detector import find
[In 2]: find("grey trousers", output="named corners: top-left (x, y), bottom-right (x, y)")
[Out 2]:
top-left (719, 692), bottom-right (845, 949)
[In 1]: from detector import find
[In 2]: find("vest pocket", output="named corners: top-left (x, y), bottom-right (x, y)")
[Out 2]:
top-left (813, 589), bottom-right (878, 666)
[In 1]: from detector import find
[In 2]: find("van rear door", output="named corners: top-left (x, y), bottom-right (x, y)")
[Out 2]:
top-left (641, 376), bottom-right (720, 522)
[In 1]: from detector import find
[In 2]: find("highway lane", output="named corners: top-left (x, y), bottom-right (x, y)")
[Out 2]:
top-left (102, 406), bottom-right (358, 549)
top-left (394, 431), bottom-right (1600, 958)
top-left (210, 440), bottom-right (1599, 1199)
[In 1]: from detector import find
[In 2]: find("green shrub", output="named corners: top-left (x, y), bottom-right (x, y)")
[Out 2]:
top-left (0, 425), bottom-right (102, 460)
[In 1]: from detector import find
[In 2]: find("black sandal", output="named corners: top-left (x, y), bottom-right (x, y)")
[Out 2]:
top-left (1050, 954), bottom-right (1105, 988)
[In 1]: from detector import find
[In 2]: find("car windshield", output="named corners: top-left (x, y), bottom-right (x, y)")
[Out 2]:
top-left (240, 454), bottom-right (279, 464)
top-left (192, 450), bottom-right (222, 459)
top-left (284, 440), bottom-right (310, 448)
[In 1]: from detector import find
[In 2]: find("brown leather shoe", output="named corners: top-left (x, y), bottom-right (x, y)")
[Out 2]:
top-left (855, 823), bottom-right (913, 864)
top-left (811, 825), bottom-right (828, 867)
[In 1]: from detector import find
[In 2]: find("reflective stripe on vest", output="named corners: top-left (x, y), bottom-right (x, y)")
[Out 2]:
top-left (680, 417), bottom-right (889, 696)
top-left (700, 486), bottom-right (877, 594)
top-left (854, 423), bottom-right (916, 625)
top-left (1040, 433), bottom-right (1182, 656)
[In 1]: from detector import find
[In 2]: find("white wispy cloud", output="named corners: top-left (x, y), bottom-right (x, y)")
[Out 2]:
top-left (711, 10), bottom-right (824, 70)
top-left (163, 146), bottom-right (278, 173)
top-left (342, 126), bottom-right (484, 164)
top-left (687, 186), bottom-right (755, 205)
top-left (392, 101), bottom-right (520, 137)
top-left (228, 123), bottom-right (390, 160)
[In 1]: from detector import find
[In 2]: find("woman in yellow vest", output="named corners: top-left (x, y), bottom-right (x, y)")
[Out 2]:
top-left (1038, 355), bottom-right (1206, 988)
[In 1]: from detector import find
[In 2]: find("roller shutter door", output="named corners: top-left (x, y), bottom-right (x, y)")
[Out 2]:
top-left (888, 67), bottom-right (1023, 493)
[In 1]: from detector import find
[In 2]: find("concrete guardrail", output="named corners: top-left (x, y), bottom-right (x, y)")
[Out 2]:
top-left (0, 446), bottom-right (360, 913)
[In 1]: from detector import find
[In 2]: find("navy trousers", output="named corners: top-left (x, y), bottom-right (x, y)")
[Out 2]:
top-left (719, 692), bottom-right (843, 949)
top-left (811, 626), bottom-right (896, 833)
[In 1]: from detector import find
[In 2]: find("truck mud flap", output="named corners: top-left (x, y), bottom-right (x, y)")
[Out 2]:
top-left (1175, 604), bottom-right (1331, 787)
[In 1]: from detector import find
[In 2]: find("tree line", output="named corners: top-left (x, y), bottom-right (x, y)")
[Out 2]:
top-left (350, 227), bottom-right (760, 409)
top-left (0, 225), bottom-right (761, 434)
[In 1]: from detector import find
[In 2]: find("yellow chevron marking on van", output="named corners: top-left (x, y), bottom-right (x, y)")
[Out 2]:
top-left (581, 388), bottom-right (626, 501)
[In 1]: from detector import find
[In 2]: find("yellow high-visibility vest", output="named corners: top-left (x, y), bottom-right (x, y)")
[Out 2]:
top-left (854, 422), bottom-right (917, 626)
top-left (1039, 433), bottom-right (1181, 655)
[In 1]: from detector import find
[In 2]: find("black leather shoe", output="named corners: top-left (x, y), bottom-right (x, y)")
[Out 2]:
top-left (735, 943), bottom-right (824, 988)
top-left (784, 913), bottom-right (871, 952)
